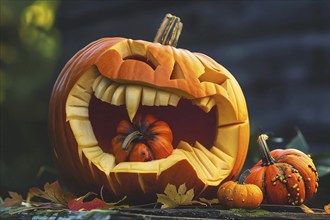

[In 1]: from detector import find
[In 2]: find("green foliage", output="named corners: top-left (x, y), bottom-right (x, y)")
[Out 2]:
top-left (285, 128), bottom-right (309, 152)
top-left (0, 0), bottom-right (61, 194)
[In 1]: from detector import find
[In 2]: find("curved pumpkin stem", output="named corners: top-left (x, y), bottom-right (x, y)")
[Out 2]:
top-left (238, 169), bottom-right (251, 184)
top-left (154, 13), bottom-right (182, 47)
top-left (122, 131), bottom-right (143, 151)
top-left (257, 134), bottom-right (276, 166)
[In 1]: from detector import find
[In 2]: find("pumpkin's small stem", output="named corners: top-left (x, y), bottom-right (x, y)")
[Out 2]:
top-left (257, 134), bottom-right (276, 166)
top-left (122, 131), bottom-right (143, 151)
top-left (154, 13), bottom-right (182, 47)
top-left (238, 169), bottom-right (251, 184)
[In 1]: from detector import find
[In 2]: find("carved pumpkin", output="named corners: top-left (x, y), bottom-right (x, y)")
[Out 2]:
top-left (244, 134), bottom-right (318, 205)
top-left (49, 14), bottom-right (249, 202)
top-left (217, 180), bottom-right (263, 209)
top-left (112, 114), bottom-right (173, 163)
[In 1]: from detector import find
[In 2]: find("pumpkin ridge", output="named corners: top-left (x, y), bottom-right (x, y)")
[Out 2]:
top-left (262, 171), bottom-right (268, 203)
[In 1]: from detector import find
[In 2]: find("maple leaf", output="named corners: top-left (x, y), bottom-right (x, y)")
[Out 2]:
top-left (323, 203), bottom-right (330, 214)
top-left (68, 192), bottom-right (106, 211)
top-left (157, 183), bottom-right (203, 209)
top-left (29, 181), bottom-right (75, 206)
top-left (0, 192), bottom-right (23, 208)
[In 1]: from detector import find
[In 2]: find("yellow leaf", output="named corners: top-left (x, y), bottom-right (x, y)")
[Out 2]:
top-left (157, 183), bottom-right (198, 209)
top-left (300, 204), bottom-right (314, 214)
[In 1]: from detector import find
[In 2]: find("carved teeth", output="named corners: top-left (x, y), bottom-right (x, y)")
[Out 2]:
top-left (94, 77), bottom-right (111, 99)
top-left (155, 90), bottom-right (171, 106)
top-left (92, 75), bottom-right (216, 119)
top-left (191, 96), bottom-right (216, 113)
top-left (142, 87), bottom-right (156, 106)
top-left (111, 85), bottom-right (126, 106)
top-left (169, 94), bottom-right (181, 107)
top-left (101, 83), bottom-right (119, 103)
top-left (125, 85), bottom-right (142, 121)
top-left (92, 75), bottom-right (218, 120)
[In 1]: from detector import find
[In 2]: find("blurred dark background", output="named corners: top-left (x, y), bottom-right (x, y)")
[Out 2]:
top-left (1, 0), bottom-right (329, 207)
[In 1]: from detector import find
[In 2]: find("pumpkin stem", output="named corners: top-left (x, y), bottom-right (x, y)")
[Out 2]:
top-left (122, 131), bottom-right (143, 151)
top-left (257, 134), bottom-right (276, 166)
top-left (238, 169), bottom-right (251, 184)
top-left (154, 13), bottom-right (182, 47)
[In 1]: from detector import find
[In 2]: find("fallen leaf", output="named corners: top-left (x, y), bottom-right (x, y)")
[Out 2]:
top-left (29, 181), bottom-right (75, 206)
top-left (199, 198), bottom-right (219, 206)
top-left (300, 204), bottom-right (314, 214)
top-left (68, 192), bottom-right (106, 211)
top-left (103, 196), bottom-right (129, 210)
top-left (157, 183), bottom-right (202, 209)
top-left (323, 203), bottom-right (330, 214)
top-left (0, 192), bottom-right (23, 208)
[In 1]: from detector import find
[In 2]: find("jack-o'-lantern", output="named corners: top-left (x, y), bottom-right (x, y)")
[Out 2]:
top-left (49, 14), bottom-right (249, 202)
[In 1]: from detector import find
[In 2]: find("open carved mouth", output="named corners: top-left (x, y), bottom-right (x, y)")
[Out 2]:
top-left (89, 74), bottom-right (217, 153)
top-left (64, 64), bottom-right (245, 196)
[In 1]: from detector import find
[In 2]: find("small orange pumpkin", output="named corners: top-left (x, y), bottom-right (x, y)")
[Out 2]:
top-left (112, 114), bottom-right (173, 163)
top-left (244, 134), bottom-right (318, 205)
top-left (217, 180), bottom-right (263, 209)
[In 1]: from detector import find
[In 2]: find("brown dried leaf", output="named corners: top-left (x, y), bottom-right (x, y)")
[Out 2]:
top-left (323, 203), bottom-right (330, 214)
top-left (29, 181), bottom-right (75, 206)
top-left (0, 192), bottom-right (23, 208)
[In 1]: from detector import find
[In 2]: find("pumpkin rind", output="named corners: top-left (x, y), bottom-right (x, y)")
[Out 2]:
top-left (217, 181), bottom-right (263, 209)
top-left (244, 135), bottom-right (318, 205)
top-left (49, 30), bottom-right (249, 200)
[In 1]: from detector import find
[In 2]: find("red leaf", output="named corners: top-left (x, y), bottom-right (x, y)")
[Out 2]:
top-left (68, 195), bottom-right (106, 211)
top-left (0, 191), bottom-right (23, 208)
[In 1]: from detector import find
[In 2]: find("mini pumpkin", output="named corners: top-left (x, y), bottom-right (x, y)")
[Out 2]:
top-left (244, 134), bottom-right (318, 205)
top-left (49, 14), bottom-right (250, 201)
top-left (217, 180), bottom-right (263, 209)
top-left (112, 114), bottom-right (173, 163)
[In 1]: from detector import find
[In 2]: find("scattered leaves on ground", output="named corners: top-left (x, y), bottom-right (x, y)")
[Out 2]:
top-left (0, 192), bottom-right (23, 208)
top-left (323, 204), bottom-right (330, 214)
top-left (300, 204), bottom-right (330, 215)
top-left (68, 192), bottom-right (106, 211)
top-left (29, 181), bottom-right (75, 207)
top-left (157, 183), bottom-right (205, 209)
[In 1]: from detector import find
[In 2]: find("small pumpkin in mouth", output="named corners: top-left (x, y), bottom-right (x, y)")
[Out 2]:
top-left (112, 114), bottom-right (173, 163)
top-left (49, 14), bottom-right (250, 202)
top-left (244, 134), bottom-right (319, 205)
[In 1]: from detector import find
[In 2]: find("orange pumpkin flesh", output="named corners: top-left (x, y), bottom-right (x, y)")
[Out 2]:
top-left (49, 15), bottom-right (250, 202)
top-left (244, 134), bottom-right (318, 205)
